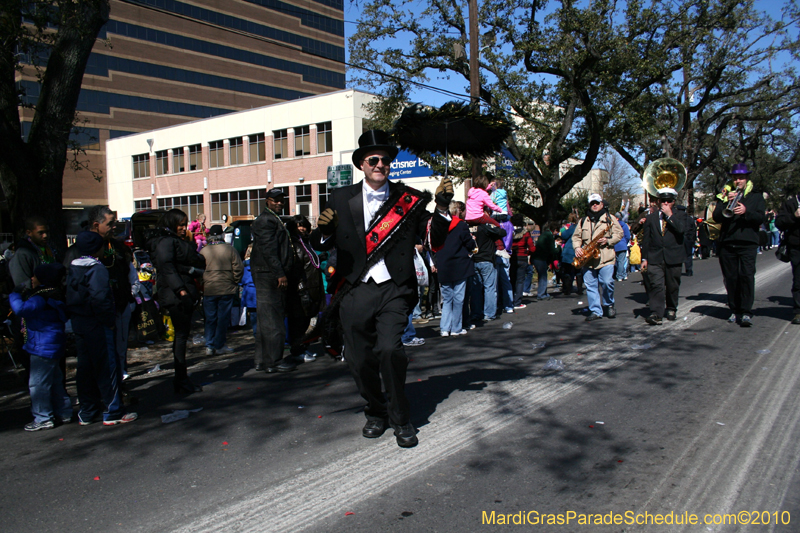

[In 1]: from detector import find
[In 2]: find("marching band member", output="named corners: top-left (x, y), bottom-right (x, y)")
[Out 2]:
top-left (572, 194), bottom-right (623, 321)
top-left (641, 188), bottom-right (688, 325)
top-left (712, 164), bottom-right (765, 327)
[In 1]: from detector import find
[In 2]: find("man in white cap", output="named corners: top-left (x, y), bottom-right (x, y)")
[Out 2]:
top-left (641, 187), bottom-right (688, 325)
top-left (572, 193), bottom-right (623, 321)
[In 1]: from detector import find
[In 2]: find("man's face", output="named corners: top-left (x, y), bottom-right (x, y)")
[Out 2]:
top-left (658, 198), bottom-right (675, 208)
top-left (267, 195), bottom-right (284, 212)
top-left (590, 201), bottom-right (603, 212)
top-left (93, 213), bottom-right (116, 239)
top-left (26, 224), bottom-right (48, 247)
top-left (733, 177), bottom-right (747, 190)
top-left (361, 149), bottom-right (392, 190)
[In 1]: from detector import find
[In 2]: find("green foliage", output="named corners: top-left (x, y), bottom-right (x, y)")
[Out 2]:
top-left (350, 0), bottom-right (800, 224)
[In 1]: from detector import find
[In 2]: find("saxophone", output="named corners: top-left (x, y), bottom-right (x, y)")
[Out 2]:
top-left (572, 223), bottom-right (611, 268)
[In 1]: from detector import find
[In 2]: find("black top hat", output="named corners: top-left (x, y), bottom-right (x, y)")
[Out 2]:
top-left (352, 130), bottom-right (399, 170)
top-left (208, 224), bottom-right (223, 236)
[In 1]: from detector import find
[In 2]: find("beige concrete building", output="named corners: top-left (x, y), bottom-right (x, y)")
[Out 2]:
top-left (106, 90), bottom-right (466, 222)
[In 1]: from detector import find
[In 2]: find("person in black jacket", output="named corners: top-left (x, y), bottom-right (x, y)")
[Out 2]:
top-left (434, 201), bottom-right (477, 336)
top-left (712, 164), bottom-right (766, 327)
top-left (641, 188), bottom-right (687, 325)
top-left (311, 129), bottom-right (451, 448)
top-left (775, 187), bottom-right (800, 324)
top-left (148, 209), bottom-right (206, 393)
top-left (470, 209), bottom-right (507, 322)
top-left (250, 188), bottom-right (296, 373)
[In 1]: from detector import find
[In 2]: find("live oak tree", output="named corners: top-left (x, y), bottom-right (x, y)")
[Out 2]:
top-left (349, 0), bottom-right (799, 223)
top-left (609, 0), bottom-right (800, 215)
top-left (0, 0), bottom-right (109, 255)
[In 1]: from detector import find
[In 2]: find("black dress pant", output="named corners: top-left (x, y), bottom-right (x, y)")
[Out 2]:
top-left (718, 244), bottom-right (758, 315)
top-left (339, 279), bottom-right (414, 426)
top-left (510, 256), bottom-right (528, 306)
top-left (789, 247), bottom-right (800, 312)
top-left (560, 263), bottom-right (583, 295)
top-left (647, 262), bottom-right (682, 318)
top-left (684, 240), bottom-right (694, 274)
top-left (167, 302), bottom-right (193, 382)
top-left (252, 272), bottom-right (287, 367)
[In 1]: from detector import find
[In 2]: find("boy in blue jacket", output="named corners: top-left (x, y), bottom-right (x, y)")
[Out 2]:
top-left (10, 263), bottom-right (72, 431)
top-left (66, 232), bottom-right (137, 426)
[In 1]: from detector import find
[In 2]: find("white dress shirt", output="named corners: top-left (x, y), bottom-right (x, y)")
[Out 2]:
top-left (362, 181), bottom-right (392, 283)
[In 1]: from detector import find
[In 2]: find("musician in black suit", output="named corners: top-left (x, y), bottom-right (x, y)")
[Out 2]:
top-left (312, 130), bottom-right (451, 448)
top-left (641, 187), bottom-right (687, 325)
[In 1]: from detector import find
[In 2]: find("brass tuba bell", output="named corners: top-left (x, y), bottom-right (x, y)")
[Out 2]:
top-left (642, 158), bottom-right (687, 197)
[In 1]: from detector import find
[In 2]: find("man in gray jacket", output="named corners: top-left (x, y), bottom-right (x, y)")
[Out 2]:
top-left (200, 225), bottom-right (244, 355)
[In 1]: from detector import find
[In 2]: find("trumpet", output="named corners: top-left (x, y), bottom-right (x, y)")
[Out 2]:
top-left (722, 187), bottom-right (744, 218)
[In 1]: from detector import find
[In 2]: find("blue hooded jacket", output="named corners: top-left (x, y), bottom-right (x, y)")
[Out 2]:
top-left (9, 289), bottom-right (68, 359)
top-left (66, 257), bottom-right (116, 331)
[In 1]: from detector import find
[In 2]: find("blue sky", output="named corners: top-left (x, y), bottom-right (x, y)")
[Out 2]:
top-left (342, 0), bottom-right (798, 109)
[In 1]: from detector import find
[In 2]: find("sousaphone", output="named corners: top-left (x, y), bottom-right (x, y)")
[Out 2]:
top-left (642, 157), bottom-right (687, 197)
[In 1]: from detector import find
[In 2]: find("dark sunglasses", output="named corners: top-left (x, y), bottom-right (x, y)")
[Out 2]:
top-left (364, 156), bottom-right (393, 167)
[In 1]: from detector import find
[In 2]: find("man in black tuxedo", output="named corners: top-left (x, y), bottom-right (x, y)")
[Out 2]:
top-left (641, 187), bottom-right (687, 325)
top-left (313, 130), bottom-right (451, 448)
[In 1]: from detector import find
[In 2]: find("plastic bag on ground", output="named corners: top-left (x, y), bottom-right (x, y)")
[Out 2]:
top-left (161, 407), bottom-right (203, 424)
top-left (531, 342), bottom-right (546, 350)
top-left (502, 322), bottom-right (513, 330)
top-left (542, 357), bottom-right (564, 371)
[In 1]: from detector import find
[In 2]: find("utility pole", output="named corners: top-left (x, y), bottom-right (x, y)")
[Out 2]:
top-left (468, 0), bottom-right (480, 192)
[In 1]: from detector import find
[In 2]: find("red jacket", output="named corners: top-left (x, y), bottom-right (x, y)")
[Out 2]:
top-left (511, 232), bottom-right (536, 257)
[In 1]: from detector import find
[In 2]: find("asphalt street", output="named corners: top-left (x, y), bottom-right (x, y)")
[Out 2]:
top-left (1, 253), bottom-right (799, 533)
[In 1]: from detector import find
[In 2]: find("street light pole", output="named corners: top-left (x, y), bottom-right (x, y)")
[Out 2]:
top-left (468, 0), bottom-right (480, 190)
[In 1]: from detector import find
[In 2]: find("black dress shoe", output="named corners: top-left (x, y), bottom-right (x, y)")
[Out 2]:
top-left (174, 379), bottom-right (202, 393)
top-left (267, 361), bottom-right (297, 373)
top-left (665, 310), bottom-right (677, 321)
top-left (606, 305), bottom-right (616, 318)
top-left (362, 418), bottom-right (388, 438)
top-left (254, 364), bottom-right (265, 371)
top-left (585, 313), bottom-right (602, 322)
top-left (392, 423), bottom-right (418, 448)
top-left (646, 315), bottom-right (662, 325)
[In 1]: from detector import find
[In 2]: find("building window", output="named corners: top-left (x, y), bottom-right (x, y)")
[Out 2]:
top-left (209, 140), bottom-right (224, 168)
top-left (229, 137), bottom-right (243, 165)
top-left (211, 188), bottom-right (268, 221)
top-left (317, 121), bottom-right (332, 153)
top-left (273, 129), bottom-right (288, 159)
top-left (156, 194), bottom-right (204, 222)
top-left (172, 147), bottom-right (185, 173)
top-left (132, 153), bottom-right (150, 179)
top-left (295, 184), bottom-right (312, 217)
top-left (155, 150), bottom-right (169, 175)
top-left (295, 125), bottom-right (310, 157)
top-left (271, 186), bottom-right (290, 216)
top-left (189, 144), bottom-right (202, 171)
top-left (134, 199), bottom-right (151, 212)
top-left (318, 183), bottom-right (329, 210)
top-left (249, 133), bottom-right (266, 162)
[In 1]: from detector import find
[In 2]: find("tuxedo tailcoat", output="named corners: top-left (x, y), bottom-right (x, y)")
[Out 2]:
top-left (312, 180), bottom-right (447, 427)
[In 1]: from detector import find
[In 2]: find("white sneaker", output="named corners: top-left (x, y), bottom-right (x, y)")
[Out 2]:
top-left (205, 347), bottom-right (215, 356)
top-left (440, 331), bottom-right (450, 337)
top-left (728, 314), bottom-right (738, 323)
top-left (302, 350), bottom-right (317, 361)
top-left (451, 329), bottom-right (467, 336)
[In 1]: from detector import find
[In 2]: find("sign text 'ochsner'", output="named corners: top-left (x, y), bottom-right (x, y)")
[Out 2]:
top-left (389, 150), bottom-right (433, 179)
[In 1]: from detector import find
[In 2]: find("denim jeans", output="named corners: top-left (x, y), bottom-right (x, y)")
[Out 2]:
top-left (511, 256), bottom-right (528, 306)
top-left (440, 279), bottom-right (467, 333)
top-left (470, 261), bottom-right (497, 320)
top-left (522, 263), bottom-right (534, 295)
top-left (495, 256), bottom-right (513, 312)
top-left (582, 264), bottom-right (615, 317)
top-left (532, 258), bottom-right (549, 299)
top-left (29, 355), bottom-right (72, 424)
top-left (401, 314), bottom-right (416, 343)
top-left (615, 251), bottom-right (629, 280)
top-left (72, 318), bottom-right (125, 422)
top-left (772, 230), bottom-right (781, 247)
top-left (204, 294), bottom-right (235, 350)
